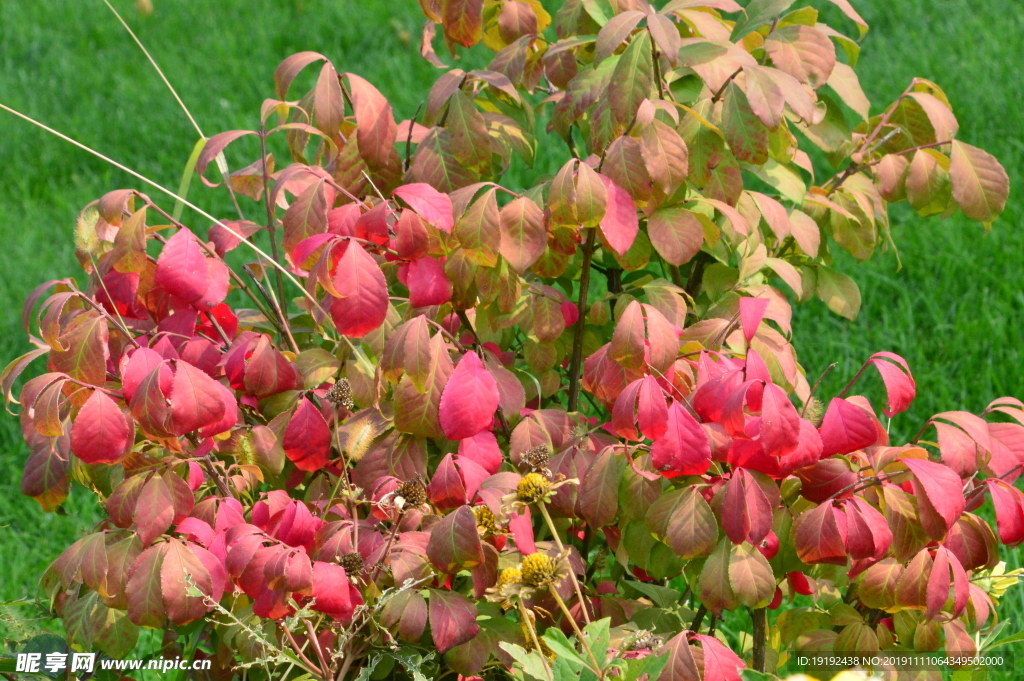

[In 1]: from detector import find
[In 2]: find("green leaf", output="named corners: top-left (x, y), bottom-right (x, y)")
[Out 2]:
top-left (731, 0), bottom-right (798, 41)
top-left (646, 486), bottom-right (718, 559)
top-left (620, 580), bottom-right (680, 609)
top-left (500, 642), bottom-right (552, 681)
top-left (542, 628), bottom-right (588, 669)
top-left (582, 617), bottom-right (612, 668)
top-left (722, 82), bottom-right (769, 165)
top-left (815, 265), bottom-right (861, 320)
top-left (608, 31), bottom-right (653, 126)
top-left (728, 541), bottom-right (776, 608)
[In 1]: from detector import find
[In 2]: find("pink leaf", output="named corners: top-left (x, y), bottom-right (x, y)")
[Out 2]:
top-left (458, 430), bottom-right (503, 475)
top-left (597, 174), bottom-right (639, 255)
top-left (329, 243), bottom-right (389, 338)
top-left (637, 376), bottom-right (669, 440)
top-left (868, 352), bottom-right (916, 417)
top-left (818, 397), bottom-right (878, 456)
top-left (721, 468), bottom-right (772, 545)
top-left (509, 507), bottom-right (535, 553)
top-left (987, 479), bottom-right (1024, 545)
top-left (651, 401), bottom-right (712, 476)
top-left (169, 361), bottom-right (227, 436)
top-left (407, 256), bottom-right (453, 307)
top-left (155, 228), bottom-right (211, 305)
top-left (439, 352), bottom-right (500, 440)
top-left (70, 390), bottom-right (131, 464)
top-left (393, 183), bottom-right (455, 232)
top-left (739, 297), bottom-right (769, 343)
top-left (560, 300), bottom-right (580, 327)
top-left (759, 383), bottom-right (800, 458)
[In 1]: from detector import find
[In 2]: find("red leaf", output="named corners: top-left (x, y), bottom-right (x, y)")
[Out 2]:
top-left (796, 458), bottom-right (858, 503)
top-left (155, 228), bottom-right (225, 309)
top-left (818, 397), bottom-right (879, 456)
top-left (868, 352), bottom-right (916, 417)
top-left (135, 474), bottom-right (176, 546)
top-left (395, 209), bottom-right (430, 260)
top-left (439, 352), bottom-right (500, 440)
top-left (637, 376), bottom-right (669, 440)
top-left (597, 174), bottom-right (638, 255)
top-left (901, 457), bottom-right (966, 539)
top-left (394, 183), bottom-right (455, 232)
top-left (330, 242), bottom-right (389, 338)
top-left (720, 468), bottom-right (773, 545)
top-left (427, 505), bottom-right (485, 573)
top-left (578, 447), bottom-right (621, 528)
top-left (739, 297), bottom-right (769, 343)
top-left (428, 589), bottom-right (479, 654)
top-left (161, 538), bottom-right (213, 624)
top-left (311, 561), bottom-right (354, 620)
top-left (651, 401), bottom-right (712, 476)
top-left (283, 397), bottom-right (332, 472)
top-left (429, 453), bottom-right (468, 510)
top-left (988, 479), bottom-right (1024, 545)
top-left (692, 634), bottom-right (745, 681)
top-left (794, 502), bottom-right (848, 565)
top-left (70, 390), bottom-right (130, 464)
top-left (122, 348), bottom-right (165, 402)
top-left (346, 73), bottom-right (397, 170)
top-left (407, 256), bottom-right (453, 307)
top-left (244, 335), bottom-right (301, 398)
top-left (611, 379), bottom-right (643, 441)
top-left (169, 361), bottom-right (227, 436)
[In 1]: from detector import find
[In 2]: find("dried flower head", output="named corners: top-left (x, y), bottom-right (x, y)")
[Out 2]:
top-left (395, 480), bottom-right (426, 508)
top-left (520, 552), bottom-right (560, 588)
top-left (522, 625), bottom-right (555, 660)
top-left (339, 552), bottom-right (365, 575)
top-left (521, 444), bottom-right (550, 472)
top-left (325, 378), bottom-right (354, 410)
top-left (473, 504), bottom-right (496, 535)
top-left (485, 566), bottom-right (525, 610)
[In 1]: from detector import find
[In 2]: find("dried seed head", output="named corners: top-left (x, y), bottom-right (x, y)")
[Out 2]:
top-left (520, 552), bottom-right (558, 588)
top-left (522, 625), bottom-right (555, 659)
top-left (235, 433), bottom-right (257, 467)
top-left (396, 480), bottom-right (427, 508)
top-left (339, 552), bottom-right (365, 575)
top-left (473, 505), bottom-right (496, 534)
top-left (521, 444), bottom-right (550, 472)
top-left (516, 473), bottom-right (551, 505)
top-left (625, 630), bottom-right (662, 651)
top-left (326, 378), bottom-right (354, 410)
top-left (803, 396), bottom-right (825, 427)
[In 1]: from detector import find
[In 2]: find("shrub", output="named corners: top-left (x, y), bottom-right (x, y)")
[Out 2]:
top-left (2, 0), bottom-right (1018, 679)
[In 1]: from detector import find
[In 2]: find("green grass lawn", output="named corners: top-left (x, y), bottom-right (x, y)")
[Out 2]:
top-left (0, 0), bottom-right (1021, 672)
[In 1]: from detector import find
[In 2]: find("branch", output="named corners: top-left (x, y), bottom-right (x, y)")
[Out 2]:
top-left (568, 229), bottom-right (597, 412)
top-left (751, 607), bottom-right (768, 672)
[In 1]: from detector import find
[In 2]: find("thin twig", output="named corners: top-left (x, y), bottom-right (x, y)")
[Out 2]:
top-left (538, 502), bottom-right (592, 625)
top-left (567, 229), bottom-right (597, 412)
